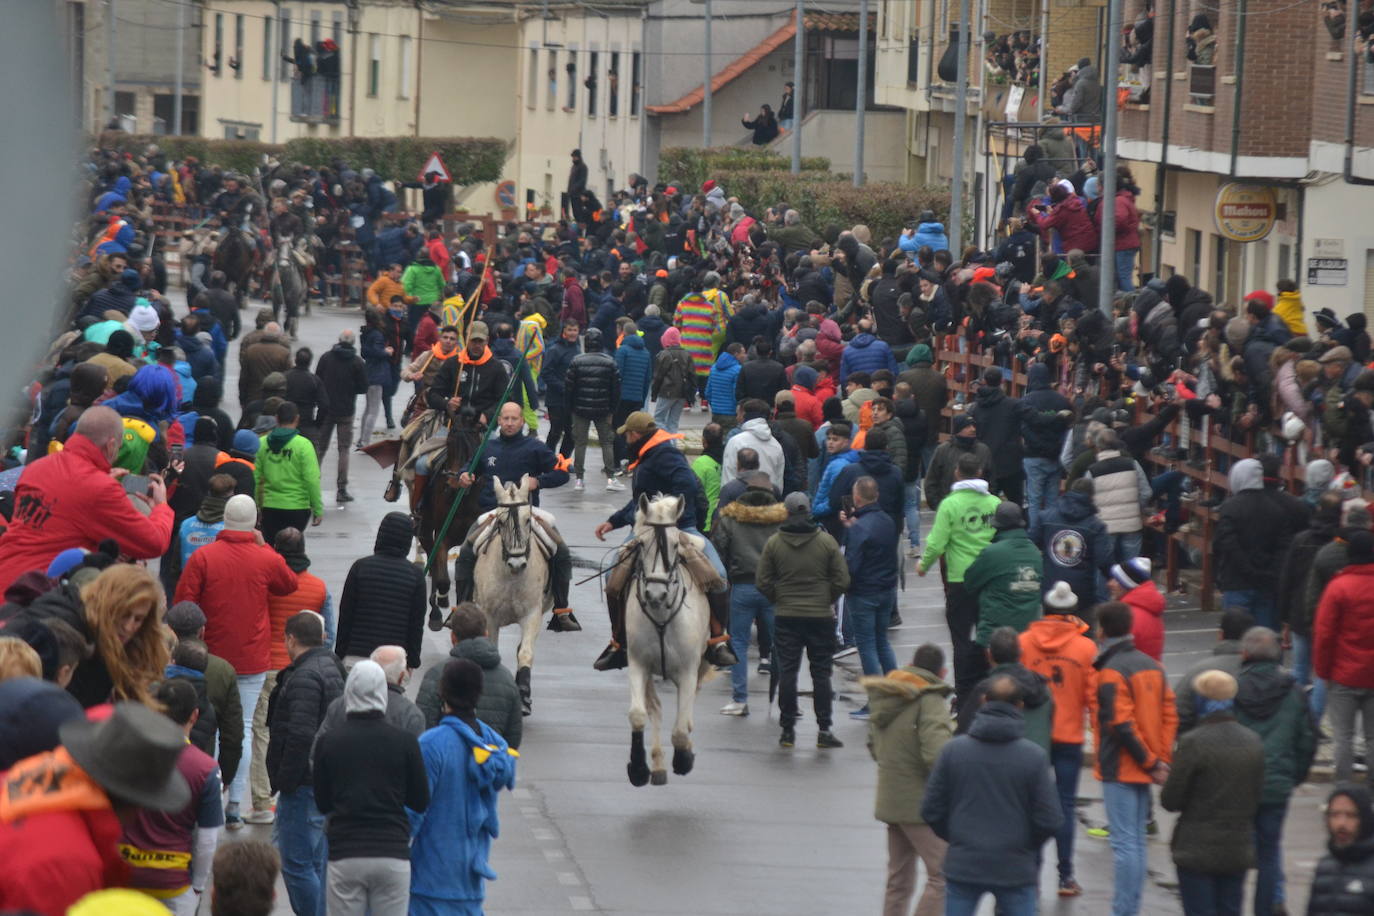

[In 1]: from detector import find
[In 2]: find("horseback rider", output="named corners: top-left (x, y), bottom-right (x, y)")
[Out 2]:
top-left (592, 412), bottom-right (740, 671)
top-left (211, 175), bottom-right (263, 232)
top-left (450, 402), bottom-right (581, 632)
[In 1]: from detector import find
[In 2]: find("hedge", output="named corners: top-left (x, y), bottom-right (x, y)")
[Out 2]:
top-left (657, 147), bottom-right (832, 191)
top-left (95, 133), bottom-right (508, 184)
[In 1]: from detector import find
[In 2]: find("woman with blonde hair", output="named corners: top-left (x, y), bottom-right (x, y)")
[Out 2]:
top-left (0, 637), bottom-right (42, 681)
top-left (68, 564), bottom-right (169, 706)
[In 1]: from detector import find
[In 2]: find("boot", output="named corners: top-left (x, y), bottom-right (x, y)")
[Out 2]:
top-left (704, 590), bottom-right (739, 668)
top-left (453, 542), bottom-right (475, 604)
top-left (548, 608), bottom-right (582, 632)
top-left (593, 590), bottom-right (628, 671)
top-left (409, 473), bottom-right (429, 514)
top-left (383, 476), bottom-right (401, 502)
top-left (546, 543), bottom-right (581, 631)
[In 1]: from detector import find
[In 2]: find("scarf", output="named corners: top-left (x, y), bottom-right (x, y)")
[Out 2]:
top-left (196, 495), bottom-right (227, 524)
top-left (429, 342), bottom-right (458, 361)
top-left (460, 346), bottom-right (493, 366)
top-left (266, 426), bottom-right (298, 454)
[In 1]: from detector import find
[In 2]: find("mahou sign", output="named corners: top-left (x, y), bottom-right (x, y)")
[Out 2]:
top-left (1214, 183), bottom-right (1277, 243)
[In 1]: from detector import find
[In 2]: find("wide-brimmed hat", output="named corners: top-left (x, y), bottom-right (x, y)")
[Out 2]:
top-left (59, 701), bottom-right (190, 812)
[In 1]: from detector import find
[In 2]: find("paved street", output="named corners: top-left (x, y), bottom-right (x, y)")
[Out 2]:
top-left (205, 300), bottom-right (1331, 914)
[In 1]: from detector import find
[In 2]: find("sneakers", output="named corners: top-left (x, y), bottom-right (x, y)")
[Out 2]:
top-left (224, 813), bottom-right (244, 832)
top-left (1058, 878), bottom-right (1083, 897)
top-left (336, 489), bottom-right (354, 504)
top-left (849, 705), bottom-right (870, 721)
top-left (243, 808), bottom-right (275, 825)
top-left (905, 545), bottom-right (922, 559)
top-left (1086, 825), bottom-right (1110, 838)
top-left (834, 644), bottom-right (859, 660)
top-left (817, 731), bottom-right (844, 749)
top-left (719, 701), bottom-right (749, 716)
top-left (779, 727), bottom-right (796, 747)
top-left (757, 659), bottom-right (771, 675)
top-left (574, 477), bottom-right (585, 491)
top-left (888, 612), bottom-right (903, 628)
top-left (606, 477), bottom-right (626, 492)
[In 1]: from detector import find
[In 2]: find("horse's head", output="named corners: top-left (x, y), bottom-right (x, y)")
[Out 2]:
top-left (495, 479), bottom-right (533, 573)
top-left (633, 493), bottom-right (685, 611)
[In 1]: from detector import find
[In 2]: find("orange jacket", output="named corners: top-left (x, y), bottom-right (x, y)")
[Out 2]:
top-left (1019, 614), bottom-right (1098, 746)
top-left (266, 570), bottom-right (328, 670)
top-left (1093, 636), bottom-right (1178, 783)
top-left (366, 276), bottom-right (414, 308)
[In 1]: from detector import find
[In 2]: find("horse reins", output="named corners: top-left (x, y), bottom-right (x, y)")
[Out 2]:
top-left (633, 521), bottom-right (688, 680)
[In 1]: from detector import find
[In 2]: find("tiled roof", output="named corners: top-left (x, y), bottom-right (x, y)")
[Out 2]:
top-left (646, 12), bottom-right (873, 116)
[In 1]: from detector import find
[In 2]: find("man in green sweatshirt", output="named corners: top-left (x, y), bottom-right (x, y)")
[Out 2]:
top-left (917, 451), bottom-right (999, 700)
top-left (255, 401), bottom-right (323, 545)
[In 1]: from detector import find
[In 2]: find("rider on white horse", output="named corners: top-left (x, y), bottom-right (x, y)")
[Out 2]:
top-left (451, 402), bottom-right (581, 632)
top-left (592, 411), bottom-right (740, 671)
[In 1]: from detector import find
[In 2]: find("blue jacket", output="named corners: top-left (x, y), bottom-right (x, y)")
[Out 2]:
top-left (845, 503), bottom-right (899, 593)
top-left (93, 177), bottom-right (131, 212)
top-left (179, 515), bottom-right (224, 566)
top-left (638, 314), bottom-right (667, 359)
top-left (375, 226), bottom-right (420, 267)
top-left (178, 332), bottom-right (219, 384)
top-left (360, 326), bottom-right (391, 387)
top-left (901, 221), bottom-right (950, 254)
top-left (541, 337), bottom-right (580, 408)
top-left (409, 716), bottom-right (517, 906)
top-left (490, 338), bottom-right (539, 410)
top-left (838, 333), bottom-right (898, 385)
top-left (95, 221), bottom-right (136, 256)
top-left (705, 352), bottom-right (742, 416)
top-left (813, 448), bottom-right (862, 518)
top-left (614, 334), bottom-right (652, 405)
top-left (590, 297), bottom-right (624, 351)
top-left (609, 433), bottom-right (703, 531)
top-left (188, 308), bottom-right (230, 370)
top-left (832, 450), bottom-right (905, 530)
top-left (473, 431), bottom-right (568, 511)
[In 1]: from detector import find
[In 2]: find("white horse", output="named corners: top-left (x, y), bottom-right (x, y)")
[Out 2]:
top-left (624, 493), bottom-right (712, 787)
top-left (472, 478), bottom-right (552, 715)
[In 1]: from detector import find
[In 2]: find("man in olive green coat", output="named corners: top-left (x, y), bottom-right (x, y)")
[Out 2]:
top-left (862, 643), bottom-right (954, 916)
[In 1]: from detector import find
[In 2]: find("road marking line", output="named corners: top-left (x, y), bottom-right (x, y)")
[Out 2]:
top-left (532, 827), bottom-right (557, 841)
top-left (570, 896), bottom-right (595, 911)
top-left (557, 872), bottom-right (581, 886)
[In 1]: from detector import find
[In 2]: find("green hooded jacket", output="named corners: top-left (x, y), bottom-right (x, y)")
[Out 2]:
top-left (963, 527), bottom-right (1044, 646)
top-left (255, 427), bottom-right (323, 517)
top-left (862, 666), bottom-right (954, 824)
top-left (918, 479), bottom-right (1000, 582)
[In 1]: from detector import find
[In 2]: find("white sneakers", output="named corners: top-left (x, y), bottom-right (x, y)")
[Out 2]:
top-left (574, 478), bottom-right (585, 491)
top-left (606, 477), bottom-right (626, 492)
top-left (719, 702), bottom-right (749, 717)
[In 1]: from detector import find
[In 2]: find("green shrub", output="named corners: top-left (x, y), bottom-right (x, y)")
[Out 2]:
top-left (658, 147), bottom-right (831, 191)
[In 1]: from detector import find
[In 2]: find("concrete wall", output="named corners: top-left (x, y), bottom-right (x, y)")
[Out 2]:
top-left (768, 109), bottom-right (906, 183)
top-left (416, 15), bottom-right (518, 140)
top-left (1300, 181), bottom-right (1374, 326)
top-left (655, 45), bottom-right (796, 153)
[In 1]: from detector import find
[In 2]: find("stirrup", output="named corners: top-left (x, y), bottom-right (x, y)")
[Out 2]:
top-left (593, 643), bottom-right (627, 671)
top-left (704, 641), bottom-right (739, 667)
top-left (548, 609), bottom-right (582, 632)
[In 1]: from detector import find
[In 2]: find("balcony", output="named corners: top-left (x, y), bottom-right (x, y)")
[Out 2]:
top-left (290, 76), bottom-right (340, 123)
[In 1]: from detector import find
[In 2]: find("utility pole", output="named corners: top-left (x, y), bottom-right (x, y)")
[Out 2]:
top-left (949, 0), bottom-right (970, 253)
top-left (173, 0), bottom-right (185, 135)
top-left (270, 2), bottom-right (280, 143)
top-left (105, 0), bottom-right (116, 126)
top-left (791, 0), bottom-right (803, 174)
top-left (1036, 1), bottom-right (1049, 121)
top-left (853, 0), bottom-right (868, 186)
top-left (703, 0), bottom-right (712, 147)
top-left (1097, 0), bottom-right (1122, 312)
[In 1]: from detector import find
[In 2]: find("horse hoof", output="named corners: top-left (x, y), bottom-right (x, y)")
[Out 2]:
top-left (627, 762), bottom-right (650, 787)
top-left (650, 770), bottom-right (668, 786)
top-left (672, 748), bottom-right (695, 776)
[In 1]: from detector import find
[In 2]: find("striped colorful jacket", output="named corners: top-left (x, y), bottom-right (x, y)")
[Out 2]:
top-left (673, 293), bottom-right (722, 377)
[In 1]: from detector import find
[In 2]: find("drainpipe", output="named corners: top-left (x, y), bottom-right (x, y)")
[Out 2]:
top-left (1345, 8), bottom-right (1374, 184)
top-left (413, 1), bottom-right (422, 136)
top-left (348, 0), bottom-right (359, 137)
top-left (1228, 0), bottom-right (1247, 176)
top-left (1151, 0), bottom-right (1176, 272)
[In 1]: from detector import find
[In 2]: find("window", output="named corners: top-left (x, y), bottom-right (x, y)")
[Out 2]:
top-left (310, 12), bottom-right (321, 46)
top-left (223, 122), bottom-right (261, 141)
top-left (1364, 250), bottom-right (1374, 312)
top-left (631, 51), bottom-right (642, 115)
top-left (368, 34), bottom-right (380, 97)
top-left (233, 14), bottom-right (244, 78)
top-left (154, 93), bottom-right (198, 134)
top-left (527, 47), bottom-right (539, 109)
top-left (332, 13), bottom-right (343, 49)
top-left (262, 16), bottom-right (273, 80)
top-left (608, 51), bottom-right (620, 116)
top-left (279, 10), bottom-right (291, 80)
top-left (1249, 239), bottom-right (1269, 290)
top-left (212, 13), bottom-right (222, 76)
top-left (566, 53), bottom-right (577, 110)
top-left (114, 91), bottom-right (136, 116)
top-left (399, 36), bottom-right (412, 99)
top-left (908, 29), bottom-right (920, 83)
top-left (587, 50), bottom-right (599, 115)
top-left (546, 49), bottom-right (557, 111)
top-left (1187, 228), bottom-right (1202, 282)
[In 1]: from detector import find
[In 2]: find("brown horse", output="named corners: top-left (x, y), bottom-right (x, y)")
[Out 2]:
top-left (212, 229), bottom-right (259, 318)
top-left (415, 407), bottom-right (485, 629)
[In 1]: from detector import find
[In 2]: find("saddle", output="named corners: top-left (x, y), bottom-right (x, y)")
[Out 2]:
top-left (606, 530), bottom-right (723, 599)
top-left (470, 510), bottom-right (558, 561)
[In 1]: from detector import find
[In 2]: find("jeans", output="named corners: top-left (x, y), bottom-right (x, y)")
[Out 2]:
top-left (249, 670), bottom-right (280, 811)
top-left (1290, 632), bottom-right (1328, 719)
top-left (883, 823), bottom-right (946, 916)
top-left (1050, 742), bottom-right (1082, 880)
top-left (1220, 590), bottom-right (1278, 630)
top-left (1115, 247), bottom-right (1139, 292)
top-left (944, 880), bottom-right (1037, 916)
top-left (1328, 682), bottom-right (1374, 783)
top-left (945, 582), bottom-right (989, 701)
top-left (1103, 781), bottom-right (1151, 915)
top-left (359, 384), bottom-right (383, 444)
top-left (316, 416), bottom-right (355, 490)
top-left (571, 413), bottom-right (616, 478)
top-left (229, 672), bottom-right (267, 810)
top-left (1111, 531), bottom-right (1143, 565)
top-left (1175, 866), bottom-right (1243, 915)
top-left (327, 856), bottom-right (411, 916)
top-left (903, 479), bottom-right (922, 548)
top-left (653, 397), bottom-right (686, 434)
top-left (775, 616), bottom-right (836, 730)
top-left (1253, 801), bottom-right (1288, 916)
top-left (848, 589), bottom-right (898, 677)
top-left (728, 583), bottom-right (774, 702)
top-left (274, 784), bottom-right (328, 916)
top-left (1023, 456), bottom-right (1062, 539)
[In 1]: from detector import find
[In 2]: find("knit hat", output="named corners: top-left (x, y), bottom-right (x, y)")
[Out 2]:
top-left (119, 269), bottom-right (141, 291)
top-left (165, 601), bottom-right (206, 637)
top-left (793, 365), bottom-right (818, 390)
top-left (192, 417), bottom-right (218, 445)
top-left (992, 501), bottom-right (1025, 531)
top-left (784, 491), bottom-right (812, 518)
top-left (1109, 557), bottom-right (1152, 590)
top-left (128, 302), bottom-right (160, 333)
top-left (45, 548), bottom-right (89, 580)
top-left (702, 180), bottom-right (717, 193)
top-left (661, 326), bottom-right (681, 347)
top-left (231, 428), bottom-right (260, 456)
top-left (1225, 316), bottom-right (1250, 353)
top-left (1044, 581), bottom-right (1078, 611)
top-left (222, 494), bottom-right (257, 532)
top-left (1245, 290), bottom-right (1275, 310)
top-left (952, 413), bottom-right (976, 434)
top-left (1319, 345), bottom-right (1353, 364)
top-left (1084, 176), bottom-right (1101, 200)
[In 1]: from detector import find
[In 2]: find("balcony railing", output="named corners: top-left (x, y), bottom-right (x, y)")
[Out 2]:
top-left (290, 76), bottom-right (340, 122)
top-left (1188, 64), bottom-right (1215, 106)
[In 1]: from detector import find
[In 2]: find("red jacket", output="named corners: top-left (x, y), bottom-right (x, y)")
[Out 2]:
top-left (0, 748), bottom-right (128, 916)
top-left (1123, 581), bottom-right (1165, 662)
top-left (174, 529), bottom-right (298, 675)
top-left (426, 238), bottom-right (451, 279)
top-left (560, 279), bottom-right (587, 327)
top-left (1030, 194), bottom-right (1098, 253)
top-left (0, 435), bottom-right (173, 591)
top-left (1112, 190), bottom-right (1141, 251)
top-left (1315, 563), bottom-right (1374, 689)
top-left (790, 385), bottom-right (823, 430)
top-left (267, 570), bottom-right (328, 670)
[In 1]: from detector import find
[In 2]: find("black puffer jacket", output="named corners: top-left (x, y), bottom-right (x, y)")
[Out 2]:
top-left (314, 342), bottom-right (367, 420)
top-left (336, 512), bottom-right (427, 669)
top-left (566, 344), bottom-right (620, 419)
top-left (970, 384), bottom-right (1024, 477)
top-left (415, 637), bottom-right (523, 748)
top-left (1018, 364), bottom-right (1071, 460)
top-left (265, 645), bottom-right (345, 793)
top-left (284, 367), bottom-right (329, 427)
top-left (1308, 787), bottom-right (1374, 915)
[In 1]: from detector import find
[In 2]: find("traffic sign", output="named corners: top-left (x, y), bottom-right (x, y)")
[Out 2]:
top-left (417, 152), bottom-right (452, 183)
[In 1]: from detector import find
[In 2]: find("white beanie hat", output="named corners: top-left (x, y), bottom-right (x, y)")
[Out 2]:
top-left (1044, 581), bottom-right (1077, 611)
top-left (128, 302), bottom-right (160, 333)
top-left (223, 494), bottom-right (258, 532)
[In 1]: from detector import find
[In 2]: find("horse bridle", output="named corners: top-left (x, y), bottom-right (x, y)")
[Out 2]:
top-left (495, 498), bottom-right (531, 563)
top-left (632, 521), bottom-right (687, 679)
